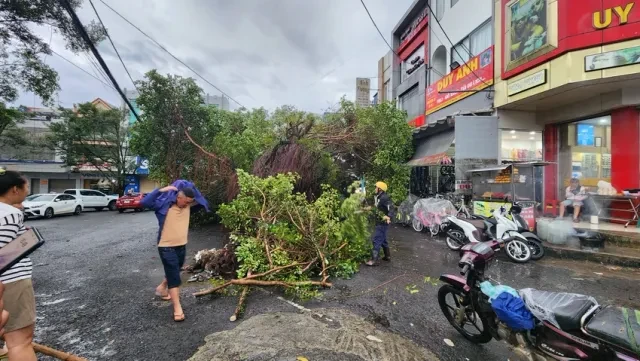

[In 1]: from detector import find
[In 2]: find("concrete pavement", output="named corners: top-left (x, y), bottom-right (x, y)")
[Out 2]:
top-left (26, 211), bottom-right (640, 361)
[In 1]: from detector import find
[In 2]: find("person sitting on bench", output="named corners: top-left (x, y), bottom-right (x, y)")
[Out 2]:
top-left (559, 178), bottom-right (587, 222)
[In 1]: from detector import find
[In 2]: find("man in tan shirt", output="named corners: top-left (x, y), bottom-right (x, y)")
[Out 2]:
top-left (143, 185), bottom-right (195, 322)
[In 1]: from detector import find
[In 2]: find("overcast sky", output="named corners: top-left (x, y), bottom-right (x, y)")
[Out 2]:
top-left (14, 0), bottom-right (414, 113)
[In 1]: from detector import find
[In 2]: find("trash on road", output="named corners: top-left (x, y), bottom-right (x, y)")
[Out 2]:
top-left (444, 338), bottom-right (455, 347)
top-left (366, 335), bottom-right (383, 343)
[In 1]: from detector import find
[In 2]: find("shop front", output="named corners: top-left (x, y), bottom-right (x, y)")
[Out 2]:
top-left (493, 0), bottom-right (640, 225)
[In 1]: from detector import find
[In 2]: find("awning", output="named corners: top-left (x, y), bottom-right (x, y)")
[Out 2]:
top-left (407, 129), bottom-right (455, 167)
top-left (466, 165), bottom-right (510, 173)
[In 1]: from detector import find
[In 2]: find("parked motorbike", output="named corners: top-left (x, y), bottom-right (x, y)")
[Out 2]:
top-left (438, 240), bottom-right (640, 361)
top-left (448, 204), bottom-right (545, 260)
top-left (445, 210), bottom-right (532, 263)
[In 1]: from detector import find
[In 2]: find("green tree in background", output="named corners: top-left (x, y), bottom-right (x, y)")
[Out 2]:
top-left (45, 103), bottom-right (132, 194)
top-left (0, 0), bottom-right (106, 141)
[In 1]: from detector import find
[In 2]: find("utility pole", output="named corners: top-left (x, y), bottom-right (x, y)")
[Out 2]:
top-left (58, 0), bottom-right (140, 122)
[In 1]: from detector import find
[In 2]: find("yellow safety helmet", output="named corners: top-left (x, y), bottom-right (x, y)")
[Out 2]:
top-left (375, 181), bottom-right (388, 192)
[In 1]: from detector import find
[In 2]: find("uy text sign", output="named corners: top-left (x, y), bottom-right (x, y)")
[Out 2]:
top-left (426, 46), bottom-right (494, 115)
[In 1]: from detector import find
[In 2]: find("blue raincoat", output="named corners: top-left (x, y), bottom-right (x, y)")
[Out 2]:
top-left (141, 180), bottom-right (210, 242)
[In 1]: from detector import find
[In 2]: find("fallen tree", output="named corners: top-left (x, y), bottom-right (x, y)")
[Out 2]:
top-left (193, 170), bottom-right (371, 319)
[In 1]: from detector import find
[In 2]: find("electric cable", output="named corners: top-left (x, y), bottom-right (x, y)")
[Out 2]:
top-left (51, 49), bottom-right (117, 90)
top-left (97, 0), bottom-right (244, 108)
top-left (58, 0), bottom-right (139, 121)
top-left (89, 0), bottom-right (138, 91)
top-left (359, 0), bottom-right (446, 81)
top-left (425, 2), bottom-right (492, 88)
top-left (359, 0), bottom-right (400, 58)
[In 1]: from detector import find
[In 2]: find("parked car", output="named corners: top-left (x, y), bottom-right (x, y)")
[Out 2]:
top-left (116, 193), bottom-right (148, 213)
top-left (23, 193), bottom-right (83, 219)
top-left (63, 189), bottom-right (119, 211)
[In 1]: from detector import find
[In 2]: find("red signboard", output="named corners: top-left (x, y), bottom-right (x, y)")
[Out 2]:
top-left (397, 8), bottom-right (429, 55)
top-left (425, 46), bottom-right (494, 115)
top-left (408, 114), bottom-right (425, 128)
top-left (501, 0), bottom-right (640, 79)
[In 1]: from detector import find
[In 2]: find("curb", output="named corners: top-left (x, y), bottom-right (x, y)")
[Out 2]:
top-left (543, 242), bottom-right (640, 268)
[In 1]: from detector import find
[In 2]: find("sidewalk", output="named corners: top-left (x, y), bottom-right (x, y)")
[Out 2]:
top-left (540, 218), bottom-right (640, 267)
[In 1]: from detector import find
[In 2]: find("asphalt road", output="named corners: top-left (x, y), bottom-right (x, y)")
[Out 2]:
top-left (26, 211), bottom-right (640, 361)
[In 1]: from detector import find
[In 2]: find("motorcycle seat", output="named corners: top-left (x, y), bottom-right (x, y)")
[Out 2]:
top-left (467, 219), bottom-right (487, 230)
top-left (520, 289), bottom-right (596, 331)
top-left (473, 215), bottom-right (498, 225)
top-left (584, 305), bottom-right (640, 353)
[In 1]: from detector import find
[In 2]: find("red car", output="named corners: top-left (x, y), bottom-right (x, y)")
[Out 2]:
top-left (116, 193), bottom-right (148, 213)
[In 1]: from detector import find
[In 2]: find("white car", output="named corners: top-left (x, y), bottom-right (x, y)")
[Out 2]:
top-left (23, 193), bottom-right (83, 219)
top-left (63, 189), bottom-right (119, 211)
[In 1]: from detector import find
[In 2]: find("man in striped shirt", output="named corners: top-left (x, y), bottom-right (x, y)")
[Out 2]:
top-left (0, 169), bottom-right (36, 361)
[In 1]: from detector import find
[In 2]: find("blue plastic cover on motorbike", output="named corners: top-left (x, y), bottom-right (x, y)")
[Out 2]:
top-left (480, 281), bottom-right (519, 303)
top-left (491, 292), bottom-right (535, 331)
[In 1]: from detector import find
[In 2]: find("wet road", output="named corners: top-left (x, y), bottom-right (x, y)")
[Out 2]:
top-left (26, 211), bottom-right (640, 361)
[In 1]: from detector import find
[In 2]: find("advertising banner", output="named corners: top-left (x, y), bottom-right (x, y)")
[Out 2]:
top-left (426, 46), bottom-right (494, 115)
top-left (472, 200), bottom-right (536, 231)
top-left (585, 45), bottom-right (640, 72)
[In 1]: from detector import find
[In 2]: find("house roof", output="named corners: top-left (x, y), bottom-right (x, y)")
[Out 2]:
top-left (91, 98), bottom-right (117, 110)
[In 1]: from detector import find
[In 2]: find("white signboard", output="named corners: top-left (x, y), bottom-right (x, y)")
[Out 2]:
top-left (355, 78), bottom-right (371, 107)
top-left (507, 69), bottom-right (547, 96)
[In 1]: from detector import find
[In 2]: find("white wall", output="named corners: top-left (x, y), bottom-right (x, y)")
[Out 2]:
top-left (429, 0), bottom-right (493, 84)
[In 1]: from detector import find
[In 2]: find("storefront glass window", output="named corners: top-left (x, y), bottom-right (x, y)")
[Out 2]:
top-left (557, 115), bottom-right (611, 195)
top-left (500, 130), bottom-right (542, 161)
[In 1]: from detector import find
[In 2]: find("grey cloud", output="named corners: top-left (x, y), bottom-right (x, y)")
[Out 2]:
top-left (16, 0), bottom-right (415, 113)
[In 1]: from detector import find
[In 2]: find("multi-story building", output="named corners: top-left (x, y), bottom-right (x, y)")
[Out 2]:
top-left (123, 89), bottom-right (155, 193)
top-left (203, 93), bottom-right (230, 110)
top-left (392, 0), bottom-right (499, 196)
top-left (391, 0), bottom-right (429, 127)
top-left (493, 0), bottom-right (640, 212)
top-left (376, 50), bottom-right (394, 103)
top-left (0, 107), bottom-right (83, 193)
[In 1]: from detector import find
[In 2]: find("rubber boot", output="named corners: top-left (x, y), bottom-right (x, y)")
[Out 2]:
top-left (365, 251), bottom-right (379, 266)
top-left (382, 246), bottom-right (391, 261)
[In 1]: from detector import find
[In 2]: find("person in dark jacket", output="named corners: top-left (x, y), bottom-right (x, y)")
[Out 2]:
top-left (141, 181), bottom-right (208, 322)
top-left (366, 181), bottom-right (395, 266)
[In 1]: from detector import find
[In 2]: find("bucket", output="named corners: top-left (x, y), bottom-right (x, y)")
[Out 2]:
top-left (590, 215), bottom-right (599, 224)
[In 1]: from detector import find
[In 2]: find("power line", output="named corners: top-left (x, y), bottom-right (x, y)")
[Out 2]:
top-left (89, 0), bottom-right (138, 92)
top-left (51, 49), bottom-right (116, 90)
top-left (97, 0), bottom-right (245, 108)
top-left (358, 0), bottom-right (446, 82)
top-left (425, 2), bottom-right (492, 89)
top-left (359, 0), bottom-right (399, 58)
top-left (58, 0), bottom-right (140, 121)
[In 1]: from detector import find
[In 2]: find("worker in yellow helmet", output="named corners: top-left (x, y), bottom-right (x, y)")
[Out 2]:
top-left (366, 181), bottom-right (395, 266)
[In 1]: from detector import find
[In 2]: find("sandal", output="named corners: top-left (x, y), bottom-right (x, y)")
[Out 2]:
top-left (173, 313), bottom-right (185, 322)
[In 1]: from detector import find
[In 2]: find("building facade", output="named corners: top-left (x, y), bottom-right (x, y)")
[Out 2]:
top-left (376, 50), bottom-right (394, 103)
top-left (391, 0), bottom-right (429, 127)
top-left (203, 94), bottom-right (230, 110)
top-left (493, 0), bottom-right (640, 206)
top-left (123, 89), bottom-right (156, 193)
top-left (402, 0), bottom-right (499, 197)
top-left (0, 107), bottom-right (83, 193)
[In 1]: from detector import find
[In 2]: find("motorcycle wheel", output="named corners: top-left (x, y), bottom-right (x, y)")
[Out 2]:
top-left (446, 230), bottom-right (466, 251)
top-left (412, 217), bottom-right (424, 232)
top-left (438, 285), bottom-right (493, 344)
top-left (527, 238), bottom-right (545, 260)
top-left (504, 239), bottom-right (532, 263)
top-left (429, 224), bottom-right (440, 237)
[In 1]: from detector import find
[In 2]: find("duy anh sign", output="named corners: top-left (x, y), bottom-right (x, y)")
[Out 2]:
top-left (426, 46), bottom-right (494, 115)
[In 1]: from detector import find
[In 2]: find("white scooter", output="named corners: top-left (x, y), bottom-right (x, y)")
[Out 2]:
top-left (444, 207), bottom-right (532, 263)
